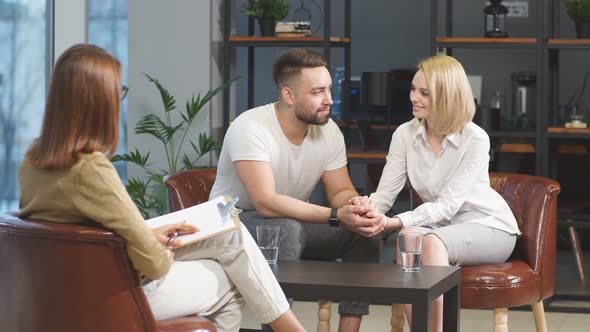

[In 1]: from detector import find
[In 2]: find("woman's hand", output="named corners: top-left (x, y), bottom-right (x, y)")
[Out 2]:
top-left (152, 222), bottom-right (199, 249)
top-left (348, 195), bottom-right (374, 211)
top-left (365, 211), bottom-right (402, 230)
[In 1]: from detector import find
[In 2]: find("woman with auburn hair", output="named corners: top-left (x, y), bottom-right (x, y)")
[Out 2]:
top-left (352, 55), bottom-right (520, 332)
top-left (18, 44), bottom-right (304, 332)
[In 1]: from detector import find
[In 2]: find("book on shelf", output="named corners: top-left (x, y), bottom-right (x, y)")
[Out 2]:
top-left (146, 195), bottom-right (241, 247)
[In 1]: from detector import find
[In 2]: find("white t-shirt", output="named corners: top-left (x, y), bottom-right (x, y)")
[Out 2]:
top-left (370, 118), bottom-right (521, 235)
top-left (210, 103), bottom-right (347, 210)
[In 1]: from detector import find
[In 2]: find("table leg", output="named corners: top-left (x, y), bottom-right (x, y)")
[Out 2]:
top-left (442, 283), bottom-right (460, 332)
top-left (317, 300), bottom-right (332, 332)
top-left (412, 300), bottom-right (431, 332)
top-left (391, 303), bottom-right (405, 332)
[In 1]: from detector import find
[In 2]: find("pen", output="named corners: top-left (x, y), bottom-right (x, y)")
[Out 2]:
top-left (166, 230), bottom-right (179, 247)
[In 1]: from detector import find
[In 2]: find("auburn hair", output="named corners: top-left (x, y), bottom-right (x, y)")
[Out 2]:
top-left (27, 44), bottom-right (122, 169)
top-left (418, 55), bottom-right (475, 135)
top-left (272, 48), bottom-right (328, 88)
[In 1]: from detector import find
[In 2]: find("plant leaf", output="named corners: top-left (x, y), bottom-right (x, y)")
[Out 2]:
top-left (181, 153), bottom-right (194, 170)
top-left (112, 148), bottom-right (150, 167)
top-left (135, 114), bottom-right (183, 144)
top-left (144, 73), bottom-right (176, 113)
top-left (182, 77), bottom-right (240, 124)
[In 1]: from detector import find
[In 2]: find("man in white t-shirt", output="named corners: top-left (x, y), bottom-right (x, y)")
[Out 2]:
top-left (210, 49), bottom-right (384, 331)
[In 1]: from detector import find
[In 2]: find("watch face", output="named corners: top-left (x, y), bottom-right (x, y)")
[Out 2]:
top-left (329, 218), bottom-right (339, 227)
top-left (329, 210), bottom-right (340, 227)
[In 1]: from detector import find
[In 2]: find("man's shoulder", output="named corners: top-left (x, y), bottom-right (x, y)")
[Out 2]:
top-left (233, 103), bottom-right (274, 124)
top-left (227, 103), bottom-right (275, 134)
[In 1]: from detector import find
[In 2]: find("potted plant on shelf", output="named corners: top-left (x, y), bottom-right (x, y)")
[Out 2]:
top-left (565, 0), bottom-right (590, 38)
top-left (112, 74), bottom-right (236, 218)
top-left (240, 0), bottom-right (290, 37)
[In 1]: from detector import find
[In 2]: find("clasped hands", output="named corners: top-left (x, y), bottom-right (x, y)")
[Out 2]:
top-left (337, 196), bottom-right (402, 238)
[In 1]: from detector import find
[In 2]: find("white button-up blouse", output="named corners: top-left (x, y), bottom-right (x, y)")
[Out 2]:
top-left (369, 118), bottom-right (521, 235)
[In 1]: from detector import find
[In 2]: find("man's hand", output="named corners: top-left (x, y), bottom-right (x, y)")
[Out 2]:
top-left (152, 222), bottom-right (199, 249)
top-left (337, 205), bottom-right (384, 237)
top-left (347, 195), bottom-right (374, 213)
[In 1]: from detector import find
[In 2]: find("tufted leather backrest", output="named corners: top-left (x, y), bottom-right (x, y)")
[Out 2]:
top-left (411, 172), bottom-right (561, 298)
top-left (0, 212), bottom-right (159, 332)
top-left (164, 169), bottom-right (217, 212)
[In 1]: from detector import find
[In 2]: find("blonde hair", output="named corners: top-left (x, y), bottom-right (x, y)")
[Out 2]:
top-left (27, 44), bottom-right (122, 169)
top-left (418, 55), bottom-right (475, 135)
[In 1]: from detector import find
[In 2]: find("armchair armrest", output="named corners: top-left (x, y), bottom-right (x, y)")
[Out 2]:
top-left (157, 316), bottom-right (216, 332)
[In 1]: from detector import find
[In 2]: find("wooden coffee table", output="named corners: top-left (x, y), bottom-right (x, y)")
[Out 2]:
top-left (272, 260), bottom-right (461, 332)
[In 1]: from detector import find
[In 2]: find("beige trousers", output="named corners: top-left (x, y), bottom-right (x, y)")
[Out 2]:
top-left (143, 225), bottom-right (290, 332)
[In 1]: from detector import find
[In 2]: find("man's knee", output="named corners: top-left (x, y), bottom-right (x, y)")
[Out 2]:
top-left (239, 212), bottom-right (306, 260)
top-left (276, 218), bottom-right (306, 260)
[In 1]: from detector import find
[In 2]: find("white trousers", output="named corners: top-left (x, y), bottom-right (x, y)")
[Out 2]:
top-left (143, 224), bottom-right (290, 332)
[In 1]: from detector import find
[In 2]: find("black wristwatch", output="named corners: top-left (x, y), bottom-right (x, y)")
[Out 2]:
top-left (328, 208), bottom-right (340, 227)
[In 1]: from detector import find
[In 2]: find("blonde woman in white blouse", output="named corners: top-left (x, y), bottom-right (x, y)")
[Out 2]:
top-left (352, 55), bottom-right (520, 332)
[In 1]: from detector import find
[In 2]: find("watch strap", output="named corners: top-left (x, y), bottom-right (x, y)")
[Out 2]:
top-left (328, 208), bottom-right (340, 227)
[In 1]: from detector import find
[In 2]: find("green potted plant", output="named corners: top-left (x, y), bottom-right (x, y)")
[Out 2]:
top-left (113, 74), bottom-right (236, 218)
top-left (565, 0), bottom-right (590, 38)
top-left (240, 0), bottom-right (290, 37)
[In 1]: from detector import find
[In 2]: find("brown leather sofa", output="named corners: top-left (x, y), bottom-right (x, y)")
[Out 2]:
top-left (409, 172), bottom-right (561, 331)
top-left (0, 212), bottom-right (216, 332)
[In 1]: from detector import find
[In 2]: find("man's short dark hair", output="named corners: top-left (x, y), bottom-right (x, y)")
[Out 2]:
top-left (272, 49), bottom-right (328, 88)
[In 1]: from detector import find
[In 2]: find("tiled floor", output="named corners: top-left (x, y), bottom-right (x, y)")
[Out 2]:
top-left (240, 301), bottom-right (590, 331)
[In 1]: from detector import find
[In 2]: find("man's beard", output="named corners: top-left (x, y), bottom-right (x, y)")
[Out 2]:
top-left (294, 105), bottom-right (330, 125)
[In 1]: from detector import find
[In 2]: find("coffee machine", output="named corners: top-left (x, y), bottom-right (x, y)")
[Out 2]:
top-left (510, 71), bottom-right (537, 129)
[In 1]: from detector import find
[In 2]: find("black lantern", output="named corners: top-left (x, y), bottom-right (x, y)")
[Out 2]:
top-left (484, 0), bottom-right (509, 38)
top-left (293, 1), bottom-right (311, 33)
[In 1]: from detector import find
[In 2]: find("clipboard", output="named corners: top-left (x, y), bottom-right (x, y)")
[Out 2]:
top-left (146, 195), bottom-right (242, 247)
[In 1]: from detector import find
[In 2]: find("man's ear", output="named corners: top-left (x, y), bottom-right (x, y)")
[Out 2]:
top-left (280, 86), bottom-right (296, 106)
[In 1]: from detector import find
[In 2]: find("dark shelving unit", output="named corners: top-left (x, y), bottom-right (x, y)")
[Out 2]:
top-left (431, 0), bottom-right (544, 176)
top-left (434, 1), bottom-right (590, 296)
top-left (544, 0), bottom-right (590, 232)
top-left (222, 0), bottom-right (352, 132)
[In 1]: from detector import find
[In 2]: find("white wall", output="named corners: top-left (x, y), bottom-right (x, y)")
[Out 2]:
top-left (53, 0), bottom-right (86, 62)
top-left (127, 0), bottom-right (214, 178)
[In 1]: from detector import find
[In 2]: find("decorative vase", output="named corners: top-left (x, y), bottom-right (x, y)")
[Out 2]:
top-left (258, 18), bottom-right (276, 37)
top-left (575, 21), bottom-right (590, 39)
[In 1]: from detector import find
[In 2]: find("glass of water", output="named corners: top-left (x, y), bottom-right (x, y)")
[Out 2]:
top-left (399, 232), bottom-right (424, 272)
top-left (256, 226), bottom-right (280, 264)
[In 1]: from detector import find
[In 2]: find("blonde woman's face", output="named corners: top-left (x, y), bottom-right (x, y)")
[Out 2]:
top-left (410, 70), bottom-right (430, 119)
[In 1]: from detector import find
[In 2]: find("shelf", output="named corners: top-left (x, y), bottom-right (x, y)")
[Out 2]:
top-left (496, 143), bottom-right (536, 154)
top-left (435, 37), bottom-right (537, 49)
top-left (548, 127), bottom-right (590, 139)
top-left (347, 149), bottom-right (387, 161)
top-left (547, 39), bottom-right (590, 50)
top-left (227, 36), bottom-right (351, 47)
top-left (557, 216), bottom-right (590, 228)
top-left (487, 130), bottom-right (537, 138)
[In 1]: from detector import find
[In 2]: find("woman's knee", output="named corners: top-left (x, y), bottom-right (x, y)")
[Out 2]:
top-left (421, 234), bottom-right (449, 265)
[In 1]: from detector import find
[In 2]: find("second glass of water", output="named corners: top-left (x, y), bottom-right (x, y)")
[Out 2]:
top-left (256, 226), bottom-right (280, 264)
top-left (399, 232), bottom-right (424, 272)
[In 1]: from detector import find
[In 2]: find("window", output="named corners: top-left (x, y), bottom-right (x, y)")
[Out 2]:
top-left (88, 0), bottom-right (128, 179)
top-left (0, 0), bottom-right (48, 211)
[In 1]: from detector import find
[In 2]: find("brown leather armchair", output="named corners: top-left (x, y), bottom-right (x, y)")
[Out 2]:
top-left (405, 173), bottom-right (561, 332)
top-left (0, 212), bottom-right (216, 332)
top-left (165, 168), bottom-right (217, 211)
